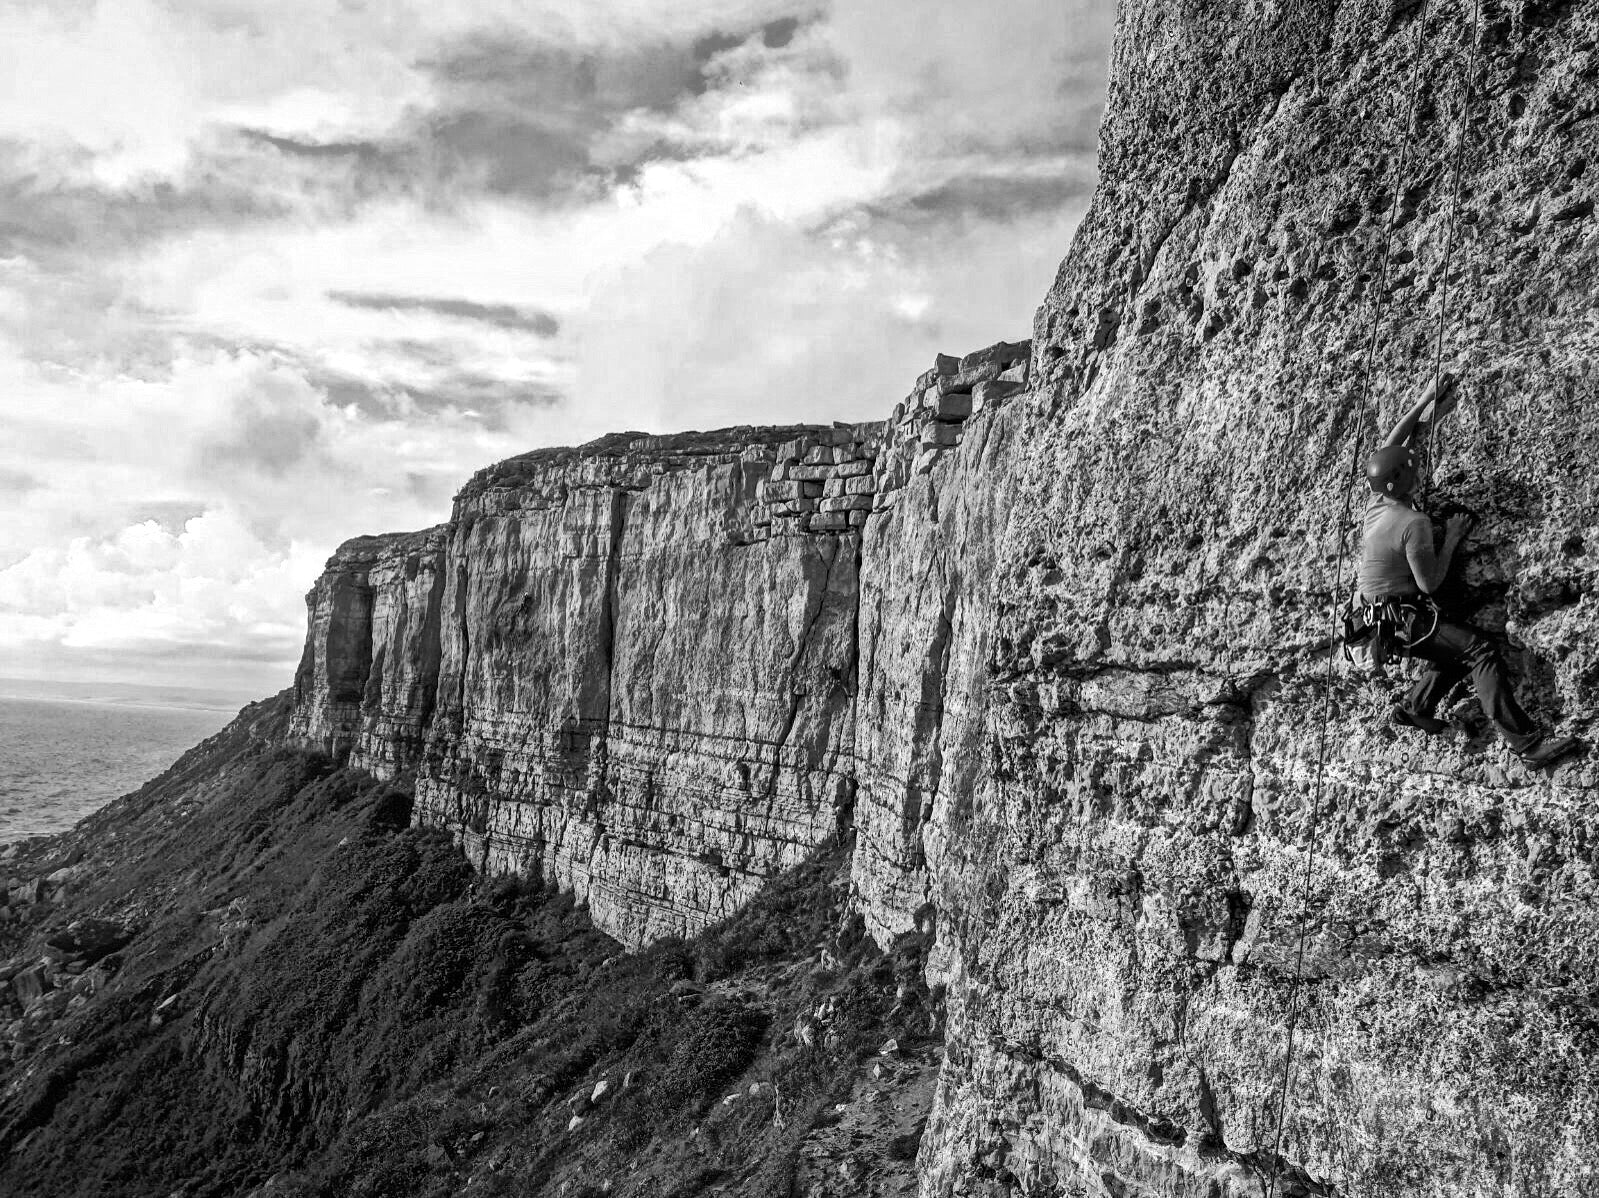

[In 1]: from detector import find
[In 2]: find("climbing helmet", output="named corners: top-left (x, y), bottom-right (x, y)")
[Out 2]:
top-left (1365, 444), bottom-right (1418, 497)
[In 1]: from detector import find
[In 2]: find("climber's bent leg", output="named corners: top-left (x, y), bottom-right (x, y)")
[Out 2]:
top-left (1399, 608), bottom-right (1468, 730)
top-left (1407, 620), bottom-right (1540, 753)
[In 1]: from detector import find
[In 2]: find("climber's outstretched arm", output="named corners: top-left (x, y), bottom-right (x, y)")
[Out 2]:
top-left (1381, 372), bottom-right (1458, 448)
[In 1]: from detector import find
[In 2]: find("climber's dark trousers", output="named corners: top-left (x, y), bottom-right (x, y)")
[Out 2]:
top-left (1402, 618), bottom-right (1541, 752)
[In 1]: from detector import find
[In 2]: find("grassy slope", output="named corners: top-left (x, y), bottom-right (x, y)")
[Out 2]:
top-left (0, 699), bottom-right (940, 1198)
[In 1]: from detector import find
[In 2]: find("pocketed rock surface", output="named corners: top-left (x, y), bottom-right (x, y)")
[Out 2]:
top-left (268, 2), bottom-right (1599, 1195)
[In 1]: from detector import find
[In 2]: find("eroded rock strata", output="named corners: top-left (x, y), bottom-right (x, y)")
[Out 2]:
top-left (290, 526), bottom-right (448, 775)
top-left (421, 426), bottom-right (871, 949)
top-left (291, 346), bottom-right (1030, 954)
top-left (275, 2), bottom-right (1599, 1195)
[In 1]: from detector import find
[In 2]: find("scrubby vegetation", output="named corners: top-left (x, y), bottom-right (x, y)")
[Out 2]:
top-left (0, 699), bottom-right (941, 1197)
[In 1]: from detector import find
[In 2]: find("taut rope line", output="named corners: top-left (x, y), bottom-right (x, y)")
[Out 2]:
top-left (1421, 0), bottom-right (1486, 506)
top-left (1261, 0), bottom-right (1480, 1191)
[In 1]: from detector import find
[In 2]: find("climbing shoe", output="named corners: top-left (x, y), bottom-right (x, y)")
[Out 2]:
top-left (1392, 706), bottom-right (1450, 735)
top-left (1518, 736), bottom-right (1585, 771)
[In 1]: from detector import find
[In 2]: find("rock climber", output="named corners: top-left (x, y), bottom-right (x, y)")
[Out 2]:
top-left (1355, 372), bottom-right (1583, 770)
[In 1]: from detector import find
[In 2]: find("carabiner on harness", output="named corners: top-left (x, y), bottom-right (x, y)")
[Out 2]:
top-left (1340, 595), bottom-right (1439, 673)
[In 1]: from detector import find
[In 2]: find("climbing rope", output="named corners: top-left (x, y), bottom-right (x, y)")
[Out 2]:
top-left (1421, 0), bottom-right (1487, 506)
top-left (1263, 1), bottom-right (1481, 1193)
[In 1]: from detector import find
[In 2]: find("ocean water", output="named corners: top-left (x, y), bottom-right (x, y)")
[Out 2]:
top-left (0, 685), bottom-right (243, 847)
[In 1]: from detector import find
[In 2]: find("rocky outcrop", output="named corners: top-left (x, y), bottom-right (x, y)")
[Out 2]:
top-left (851, 343), bottom-right (1029, 946)
top-left (283, 1), bottom-right (1599, 1194)
top-left (289, 526), bottom-right (448, 775)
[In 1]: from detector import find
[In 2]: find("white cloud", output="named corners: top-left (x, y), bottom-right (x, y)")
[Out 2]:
top-left (0, 346), bottom-right (524, 686)
top-left (827, 0), bottom-right (1113, 153)
top-left (0, 0), bottom-right (806, 187)
top-left (570, 202), bottom-right (1086, 437)
top-left (0, 0), bottom-right (196, 185)
top-left (0, 0), bottom-right (1115, 692)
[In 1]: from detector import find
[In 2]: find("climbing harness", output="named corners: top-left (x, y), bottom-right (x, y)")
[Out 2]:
top-left (1265, 0), bottom-right (1484, 1194)
top-left (1340, 593), bottom-right (1441, 674)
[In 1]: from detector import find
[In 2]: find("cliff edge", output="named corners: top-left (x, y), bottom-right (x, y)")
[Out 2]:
top-left (285, 2), bottom-right (1599, 1194)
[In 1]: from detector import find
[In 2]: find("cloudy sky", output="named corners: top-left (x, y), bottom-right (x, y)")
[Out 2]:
top-left (0, 0), bottom-right (1115, 699)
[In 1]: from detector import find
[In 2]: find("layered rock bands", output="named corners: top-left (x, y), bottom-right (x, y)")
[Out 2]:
top-left (288, 347), bottom-right (1027, 954)
top-left (288, 1), bottom-right (1599, 1194)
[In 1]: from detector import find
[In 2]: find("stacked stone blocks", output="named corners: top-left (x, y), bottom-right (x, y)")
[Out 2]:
top-left (756, 430), bottom-right (881, 536)
top-left (872, 340), bottom-right (1031, 510)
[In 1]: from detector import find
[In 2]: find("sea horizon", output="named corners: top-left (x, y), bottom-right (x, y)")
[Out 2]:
top-left (0, 680), bottom-right (258, 846)
top-left (0, 675), bottom-right (263, 715)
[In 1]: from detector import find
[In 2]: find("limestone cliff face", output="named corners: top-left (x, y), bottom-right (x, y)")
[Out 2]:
top-left (852, 361), bottom-right (1024, 947)
top-left (418, 427), bottom-right (870, 949)
top-left (914, 2), bottom-right (1599, 1196)
top-left (285, 1), bottom-right (1599, 1194)
top-left (289, 526), bottom-right (447, 776)
top-left (288, 368), bottom-right (1028, 951)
